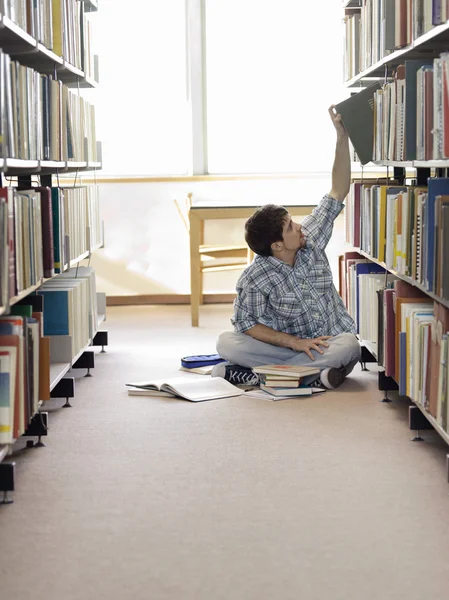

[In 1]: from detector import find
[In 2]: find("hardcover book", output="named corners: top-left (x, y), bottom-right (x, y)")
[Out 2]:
top-left (335, 82), bottom-right (382, 165)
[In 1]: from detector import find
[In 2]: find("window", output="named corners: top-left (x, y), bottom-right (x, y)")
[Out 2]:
top-left (205, 0), bottom-right (344, 173)
top-left (92, 0), bottom-right (344, 176)
top-left (91, 0), bottom-right (189, 176)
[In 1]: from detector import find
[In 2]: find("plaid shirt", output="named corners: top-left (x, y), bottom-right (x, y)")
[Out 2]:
top-left (232, 194), bottom-right (356, 338)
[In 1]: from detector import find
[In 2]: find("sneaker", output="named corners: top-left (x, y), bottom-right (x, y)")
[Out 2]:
top-left (211, 362), bottom-right (260, 386)
top-left (318, 366), bottom-right (347, 390)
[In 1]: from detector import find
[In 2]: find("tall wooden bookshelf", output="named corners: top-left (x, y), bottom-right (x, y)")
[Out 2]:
top-left (342, 1), bottom-right (449, 467)
top-left (0, 0), bottom-right (105, 503)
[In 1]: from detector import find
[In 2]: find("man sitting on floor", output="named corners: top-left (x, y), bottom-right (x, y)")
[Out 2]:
top-left (212, 106), bottom-right (361, 389)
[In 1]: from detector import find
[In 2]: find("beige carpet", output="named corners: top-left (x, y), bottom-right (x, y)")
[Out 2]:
top-left (1, 305), bottom-right (449, 600)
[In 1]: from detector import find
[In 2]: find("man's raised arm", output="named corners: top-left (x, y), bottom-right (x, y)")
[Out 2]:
top-left (328, 105), bottom-right (350, 203)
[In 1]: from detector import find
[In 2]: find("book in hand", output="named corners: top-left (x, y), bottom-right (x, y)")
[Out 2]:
top-left (126, 376), bottom-right (242, 402)
top-left (334, 82), bottom-right (382, 165)
top-left (252, 364), bottom-right (320, 378)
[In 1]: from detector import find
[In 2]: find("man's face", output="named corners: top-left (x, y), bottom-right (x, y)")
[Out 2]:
top-left (280, 214), bottom-right (306, 252)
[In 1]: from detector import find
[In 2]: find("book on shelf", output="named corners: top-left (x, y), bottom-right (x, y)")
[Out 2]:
top-left (252, 364), bottom-right (320, 378)
top-left (0, 350), bottom-right (12, 444)
top-left (334, 82), bottom-right (382, 165)
top-left (126, 376), bottom-right (242, 402)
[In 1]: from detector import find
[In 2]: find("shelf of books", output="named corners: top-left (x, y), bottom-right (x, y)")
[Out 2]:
top-left (340, 3), bottom-right (449, 450)
top-left (341, 177), bottom-right (449, 448)
top-left (0, 1), bottom-right (105, 498)
top-left (343, 2), bottom-right (449, 86)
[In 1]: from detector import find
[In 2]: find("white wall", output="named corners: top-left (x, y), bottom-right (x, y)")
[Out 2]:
top-left (89, 176), bottom-right (346, 297)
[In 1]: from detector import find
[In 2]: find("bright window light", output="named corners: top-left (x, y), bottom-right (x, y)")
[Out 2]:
top-left (205, 0), bottom-right (345, 173)
top-left (91, 0), bottom-right (189, 176)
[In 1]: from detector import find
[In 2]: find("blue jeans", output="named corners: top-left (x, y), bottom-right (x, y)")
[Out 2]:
top-left (216, 331), bottom-right (361, 384)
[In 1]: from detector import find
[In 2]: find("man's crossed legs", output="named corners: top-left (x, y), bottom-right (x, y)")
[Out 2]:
top-left (213, 331), bottom-right (361, 389)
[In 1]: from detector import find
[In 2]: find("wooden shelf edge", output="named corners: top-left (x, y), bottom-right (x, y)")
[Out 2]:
top-left (9, 281), bottom-right (44, 306)
top-left (360, 338), bottom-right (378, 360)
top-left (344, 21), bottom-right (449, 86)
top-left (0, 444), bottom-right (9, 463)
top-left (412, 401), bottom-right (449, 446)
top-left (50, 362), bottom-right (71, 391)
top-left (354, 248), bottom-right (449, 309)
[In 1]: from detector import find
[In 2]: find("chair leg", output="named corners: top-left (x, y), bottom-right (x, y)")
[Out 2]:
top-left (199, 270), bottom-right (204, 306)
top-left (190, 213), bottom-right (201, 327)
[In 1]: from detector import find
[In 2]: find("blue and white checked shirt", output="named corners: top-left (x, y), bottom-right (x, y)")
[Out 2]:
top-left (232, 194), bottom-right (356, 338)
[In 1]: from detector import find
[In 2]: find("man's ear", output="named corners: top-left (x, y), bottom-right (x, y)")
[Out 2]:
top-left (271, 240), bottom-right (283, 253)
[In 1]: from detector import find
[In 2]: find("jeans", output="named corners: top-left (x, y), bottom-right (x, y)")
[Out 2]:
top-left (216, 331), bottom-right (362, 384)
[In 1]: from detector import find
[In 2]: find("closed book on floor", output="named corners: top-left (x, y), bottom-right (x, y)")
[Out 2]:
top-left (126, 376), bottom-right (242, 402)
top-left (252, 364), bottom-right (320, 378)
top-left (334, 82), bottom-right (382, 165)
top-left (260, 385), bottom-right (324, 397)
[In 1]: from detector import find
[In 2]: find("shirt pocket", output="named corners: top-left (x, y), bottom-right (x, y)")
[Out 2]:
top-left (271, 291), bottom-right (305, 321)
top-left (309, 260), bottom-right (333, 297)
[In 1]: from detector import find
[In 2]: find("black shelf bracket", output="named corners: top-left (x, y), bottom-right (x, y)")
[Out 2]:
top-left (23, 411), bottom-right (49, 447)
top-left (360, 345), bottom-right (377, 371)
top-left (51, 377), bottom-right (75, 408)
top-left (409, 405), bottom-right (434, 442)
top-left (0, 462), bottom-right (15, 504)
top-left (92, 330), bottom-right (108, 353)
top-left (40, 174), bottom-right (52, 188)
top-left (393, 167), bottom-right (406, 185)
top-left (416, 167), bottom-right (431, 187)
top-left (378, 371), bottom-right (398, 403)
top-left (72, 350), bottom-right (95, 377)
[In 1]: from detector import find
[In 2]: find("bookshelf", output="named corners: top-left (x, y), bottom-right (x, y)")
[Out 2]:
top-left (0, 0), bottom-right (106, 502)
top-left (341, 3), bottom-right (449, 458)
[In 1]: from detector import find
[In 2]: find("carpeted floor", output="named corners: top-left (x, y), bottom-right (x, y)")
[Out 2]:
top-left (1, 305), bottom-right (449, 600)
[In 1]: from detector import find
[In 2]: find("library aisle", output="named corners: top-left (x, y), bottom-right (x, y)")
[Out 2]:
top-left (1, 305), bottom-right (449, 600)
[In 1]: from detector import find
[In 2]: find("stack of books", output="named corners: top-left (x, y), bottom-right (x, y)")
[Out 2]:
top-left (252, 364), bottom-right (322, 398)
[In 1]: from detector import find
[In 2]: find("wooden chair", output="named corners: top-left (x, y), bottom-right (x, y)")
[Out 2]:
top-left (174, 192), bottom-right (254, 326)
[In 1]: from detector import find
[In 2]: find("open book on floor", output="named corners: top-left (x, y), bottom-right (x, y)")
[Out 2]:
top-left (126, 376), bottom-right (242, 402)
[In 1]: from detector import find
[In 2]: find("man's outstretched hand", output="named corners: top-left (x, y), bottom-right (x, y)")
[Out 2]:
top-left (288, 336), bottom-right (332, 360)
top-left (329, 105), bottom-right (347, 138)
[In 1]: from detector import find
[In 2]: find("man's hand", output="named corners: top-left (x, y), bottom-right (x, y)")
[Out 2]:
top-left (328, 105), bottom-right (347, 138)
top-left (288, 336), bottom-right (332, 360)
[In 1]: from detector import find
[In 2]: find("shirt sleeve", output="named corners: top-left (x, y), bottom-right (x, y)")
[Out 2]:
top-left (231, 286), bottom-right (269, 333)
top-left (301, 194), bottom-right (344, 251)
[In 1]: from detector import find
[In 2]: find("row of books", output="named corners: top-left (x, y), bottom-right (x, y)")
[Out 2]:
top-left (0, 185), bottom-right (102, 310)
top-left (0, 265), bottom-right (100, 445)
top-left (371, 57), bottom-right (449, 162)
top-left (344, 0), bottom-right (436, 81)
top-left (0, 0), bottom-right (96, 73)
top-left (339, 255), bottom-right (449, 432)
top-left (38, 265), bottom-right (98, 357)
top-left (0, 308), bottom-right (49, 444)
top-left (344, 179), bottom-right (449, 300)
top-left (0, 49), bottom-right (98, 162)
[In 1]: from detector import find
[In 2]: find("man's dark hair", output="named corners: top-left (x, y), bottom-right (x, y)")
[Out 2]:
top-left (244, 204), bottom-right (289, 257)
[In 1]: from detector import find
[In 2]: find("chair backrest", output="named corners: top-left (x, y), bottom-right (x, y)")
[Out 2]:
top-left (173, 192), bottom-right (193, 232)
